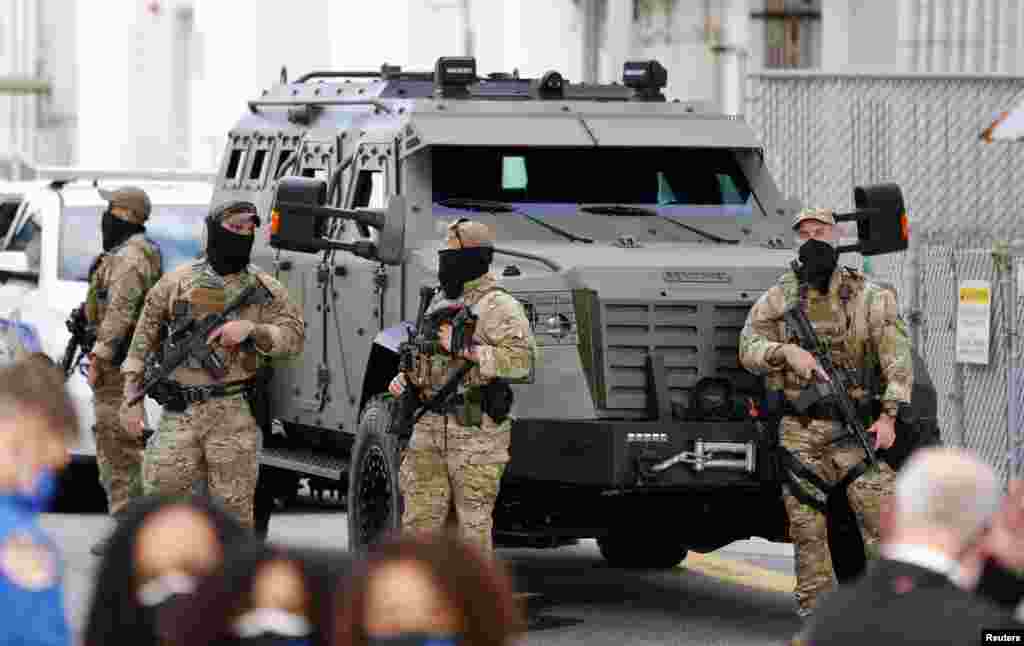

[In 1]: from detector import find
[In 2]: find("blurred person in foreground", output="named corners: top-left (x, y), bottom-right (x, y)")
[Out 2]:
top-left (166, 540), bottom-right (351, 646)
top-left (333, 531), bottom-right (524, 646)
top-left (799, 447), bottom-right (1023, 645)
top-left (0, 355), bottom-right (78, 646)
top-left (83, 494), bottom-right (251, 646)
top-left (955, 478), bottom-right (1024, 611)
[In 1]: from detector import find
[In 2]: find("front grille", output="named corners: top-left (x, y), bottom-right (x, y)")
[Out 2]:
top-left (601, 301), bottom-right (754, 411)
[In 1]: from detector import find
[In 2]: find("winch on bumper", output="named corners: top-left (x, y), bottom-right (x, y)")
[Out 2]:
top-left (505, 417), bottom-right (774, 489)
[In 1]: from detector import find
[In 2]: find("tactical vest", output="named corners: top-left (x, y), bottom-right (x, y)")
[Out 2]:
top-left (778, 268), bottom-right (872, 404)
top-left (85, 235), bottom-right (163, 364)
top-left (169, 262), bottom-right (266, 374)
top-left (410, 285), bottom-right (509, 392)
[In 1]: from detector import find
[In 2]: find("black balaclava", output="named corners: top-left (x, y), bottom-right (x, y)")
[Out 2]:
top-left (437, 219), bottom-right (493, 300)
top-left (437, 247), bottom-right (492, 300)
top-left (797, 238), bottom-right (839, 292)
top-left (206, 201), bottom-right (260, 276)
top-left (102, 209), bottom-right (146, 252)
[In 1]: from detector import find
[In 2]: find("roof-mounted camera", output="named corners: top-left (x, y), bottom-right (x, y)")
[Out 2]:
top-left (623, 60), bottom-right (667, 102)
top-left (434, 56), bottom-right (478, 99)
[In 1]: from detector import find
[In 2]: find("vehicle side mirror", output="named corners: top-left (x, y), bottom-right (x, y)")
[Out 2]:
top-left (270, 177), bottom-right (329, 254)
top-left (0, 251), bottom-right (38, 283)
top-left (835, 183), bottom-right (909, 257)
top-left (270, 175), bottom-right (406, 265)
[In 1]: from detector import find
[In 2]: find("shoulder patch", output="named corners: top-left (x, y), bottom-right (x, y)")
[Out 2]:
top-left (0, 532), bottom-right (56, 590)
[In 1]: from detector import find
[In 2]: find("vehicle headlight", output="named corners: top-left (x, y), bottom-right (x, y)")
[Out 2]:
top-left (512, 290), bottom-right (577, 346)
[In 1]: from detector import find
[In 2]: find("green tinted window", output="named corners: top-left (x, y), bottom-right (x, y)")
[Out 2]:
top-left (502, 156), bottom-right (528, 190)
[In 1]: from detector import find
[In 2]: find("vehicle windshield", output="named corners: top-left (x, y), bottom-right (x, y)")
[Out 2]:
top-left (59, 205), bottom-right (207, 281)
top-left (430, 146), bottom-right (756, 243)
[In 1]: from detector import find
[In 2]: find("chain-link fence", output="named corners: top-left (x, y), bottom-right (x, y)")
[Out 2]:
top-left (747, 71), bottom-right (1024, 482)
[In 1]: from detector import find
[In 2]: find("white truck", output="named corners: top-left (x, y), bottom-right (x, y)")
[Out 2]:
top-left (0, 170), bottom-right (214, 510)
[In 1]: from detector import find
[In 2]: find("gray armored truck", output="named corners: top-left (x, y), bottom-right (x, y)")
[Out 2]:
top-left (212, 57), bottom-right (939, 576)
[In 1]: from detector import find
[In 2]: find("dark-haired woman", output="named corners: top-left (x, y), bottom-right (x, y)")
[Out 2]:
top-left (83, 494), bottom-right (252, 646)
top-left (333, 531), bottom-right (524, 646)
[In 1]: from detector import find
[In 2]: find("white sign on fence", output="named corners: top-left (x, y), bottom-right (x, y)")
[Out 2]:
top-left (956, 280), bottom-right (992, 365)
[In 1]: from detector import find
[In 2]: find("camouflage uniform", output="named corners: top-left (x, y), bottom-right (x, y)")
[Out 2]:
top-left (120, 261), bottom-right (304, 528)
top-left (739, 212), bottom-right (913, 617)
top-left (88, 234), bottom-right (162, 516)
top-left (400, 271), bottom-right (538, 554)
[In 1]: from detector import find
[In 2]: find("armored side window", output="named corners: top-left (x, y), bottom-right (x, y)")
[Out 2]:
top-left (350, 170), bottom-right (385, 240)
top-left (225, 149), bottom-right (247, 180)
top-left (352, 170), bottom-right (386, 210)
top-left (248, 150), bottom-right (267, 181)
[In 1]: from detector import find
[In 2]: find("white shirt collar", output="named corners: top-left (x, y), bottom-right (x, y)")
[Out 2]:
top-left (233, 608), bottom-right (313, 638)
top-left (881, 543), bottom-right (959, 578)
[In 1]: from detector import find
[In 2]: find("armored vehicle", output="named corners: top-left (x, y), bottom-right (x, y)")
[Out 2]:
top-left (214, 57), bottom-right (939, 575)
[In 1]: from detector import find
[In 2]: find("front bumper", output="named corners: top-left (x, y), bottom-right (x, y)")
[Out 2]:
top-left (506, 418), bottom-right (778, 489)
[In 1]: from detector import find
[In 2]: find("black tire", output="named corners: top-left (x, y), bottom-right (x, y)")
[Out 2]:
top-left (597, 534), bottom-right (688, 570)
top-left (347, 395), bottom-right (403, 552)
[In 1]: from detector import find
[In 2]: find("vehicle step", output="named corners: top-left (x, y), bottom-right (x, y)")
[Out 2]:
top-left (260, 447), bottom-right (347, 481)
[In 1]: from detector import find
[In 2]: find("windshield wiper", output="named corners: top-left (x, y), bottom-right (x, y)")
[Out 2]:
top-left (436, 199), bottom-right (593, 244)
top-left (579, 204), bottom-right (739, 245)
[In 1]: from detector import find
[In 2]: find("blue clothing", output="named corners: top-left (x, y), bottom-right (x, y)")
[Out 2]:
top-left (0, 495), bottom-right (69, 646)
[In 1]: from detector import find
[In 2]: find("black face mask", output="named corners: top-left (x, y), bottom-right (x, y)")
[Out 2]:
top-left (973, 558), bottom-right (1024, 609)
top-left (437, 247), bottom-right (492, 300)
top-left (140, 592), bottom-right (194, 641)
top-left (206, 219), bottom-right (255, 276)
top-left (365, 634), bottom-right (462, 646)
top-left (101, 210), bottom-right (145, 252)
top-left (797, 239), bottom-right (838, 291)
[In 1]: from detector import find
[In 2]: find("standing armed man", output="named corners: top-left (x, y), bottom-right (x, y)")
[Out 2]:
top-left (389, 218), bottom-right (538, 554)
top-left (118, 201), bottom-right (305, 531)
top-left (739, 207), bottom-right (913, 619)
top-left (86, 186), bottom-right (163, 555)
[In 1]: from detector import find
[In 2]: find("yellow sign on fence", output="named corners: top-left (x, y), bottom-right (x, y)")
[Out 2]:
top-left (956, 280), bottom-right (992, 365)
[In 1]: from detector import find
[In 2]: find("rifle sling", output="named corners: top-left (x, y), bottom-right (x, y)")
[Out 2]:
top-left (777, 445), bottom-right (871, 514)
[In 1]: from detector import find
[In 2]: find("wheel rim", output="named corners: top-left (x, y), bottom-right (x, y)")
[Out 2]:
top-left (356, 444), bottom-right (394, 545)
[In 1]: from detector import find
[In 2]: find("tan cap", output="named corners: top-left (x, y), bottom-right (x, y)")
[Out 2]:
top-left (446, 218), bottom-right (495, 249)
top-left (791, 207), bottom-right (835, 231)
top-left (99, 186), bottom-right (152, 222)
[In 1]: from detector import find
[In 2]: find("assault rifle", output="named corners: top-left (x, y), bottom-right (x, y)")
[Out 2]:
top-left (387, 286), bottom-right (477, 445)
top-left (783, 261), bottom-right (878, 468)
top-left (127, 281), bottom-right (272, 407)
top-left (61, 304), bottom-right (96, 380)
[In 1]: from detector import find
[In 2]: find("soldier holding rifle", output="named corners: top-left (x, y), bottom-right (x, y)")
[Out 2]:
top-left (118, 201), bottom-right (304, 532)
top-left (388, 219), bottom-right (537, 554)
top-left (739, 207), bottom-right (913, 620)
top-left (82, 186), bottom-right (163, 555)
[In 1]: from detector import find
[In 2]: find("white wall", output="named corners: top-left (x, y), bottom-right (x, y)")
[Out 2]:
top-left (629, 1), bottom-right (717, 104)
top-left (190, 0), bottom-right (332, 170)
top-left (821, 0), bottom-right (900, 72)
top-left (76, 0), bottom-right (191, 169)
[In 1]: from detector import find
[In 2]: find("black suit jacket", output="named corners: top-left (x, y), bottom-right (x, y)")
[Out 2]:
top-left (803, 558), bottom-right (1023, 645)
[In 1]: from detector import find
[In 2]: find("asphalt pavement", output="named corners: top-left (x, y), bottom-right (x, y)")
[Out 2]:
top-left (41, 497), bottom-right (801, 646)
